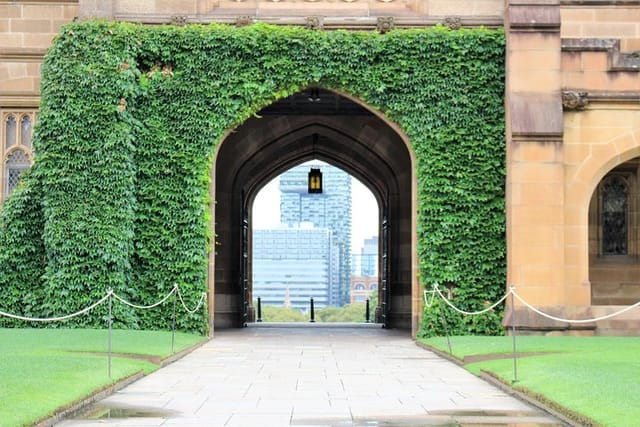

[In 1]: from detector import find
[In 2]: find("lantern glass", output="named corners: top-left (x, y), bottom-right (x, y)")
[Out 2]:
top-left (308, 168), bottom-right (322, 194)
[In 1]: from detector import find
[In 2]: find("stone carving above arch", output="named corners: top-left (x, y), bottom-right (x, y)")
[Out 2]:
top-left (377, 17), bottom-right (394, 34)
top-left (171, 15), bottom-right (187, 26)
top-left (236, 16), bottom-right (253, 27)
top-left (443, 16), bottom-right (462, 30)
top-left (305, 16), bottom-right (323, 30)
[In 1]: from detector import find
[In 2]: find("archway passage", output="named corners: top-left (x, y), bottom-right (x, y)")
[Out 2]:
top-left (213, 89), bottom-right (415, 332)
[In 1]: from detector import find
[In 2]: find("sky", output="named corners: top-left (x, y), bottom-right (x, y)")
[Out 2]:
top-left (252, 176), bottom-right (379, 253)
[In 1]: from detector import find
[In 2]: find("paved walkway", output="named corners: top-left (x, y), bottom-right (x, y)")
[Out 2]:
top-left (57, 326), bottom-right (562, 427)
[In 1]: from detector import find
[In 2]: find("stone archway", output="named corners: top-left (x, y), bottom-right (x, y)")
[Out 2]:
top-left (588, 157), bottom-right (640, 306)
top-left (211, 89), bottom-right (418, 334)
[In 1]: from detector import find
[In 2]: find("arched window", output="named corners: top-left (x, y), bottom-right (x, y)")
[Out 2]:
top-left (5, 115), bottom-right (16, 149)
top-left (602, 175), bottom-right (628, 255)
top-left (20, 115), bottom-right (32, 148)
top-left (2, 110), bottom-right (36, 202)
top-left (6, 149), bottom-right (30, 197)
top-left (354, 283), bottom-right (365, 291)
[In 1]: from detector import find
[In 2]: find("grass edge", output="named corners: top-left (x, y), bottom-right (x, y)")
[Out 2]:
top-left (32, 338), bottom-right (210, 427)
top-left (415, 341), bottom-right (600, 427)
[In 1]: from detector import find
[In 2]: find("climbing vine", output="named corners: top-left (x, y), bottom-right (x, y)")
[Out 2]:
top-left (0, 21), bottom-right (505, 335)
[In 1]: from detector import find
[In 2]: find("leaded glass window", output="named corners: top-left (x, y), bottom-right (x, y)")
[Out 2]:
top-left (2, 111), bottom-right (36, 202)
top-left (6, 149), bottom-right (30, 197)
top-left (5, 115), bottom-right (16, 149)
top-left (21, 115), bottom-right (32, 148)
top-left (602, 175), bottom-right (628, 255)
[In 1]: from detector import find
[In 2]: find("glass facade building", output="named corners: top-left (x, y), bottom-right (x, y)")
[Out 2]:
top-left (253, 226), bottom-right (333, 311)
top-left (279, 163), bottom-right (352, 306)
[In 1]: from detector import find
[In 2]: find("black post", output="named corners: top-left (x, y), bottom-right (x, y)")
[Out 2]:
top-left (365, 298), bottom-right (371, 323)
top-left (309, 297), bottom-right (315, 323)
top-left (257, 297), bottom-right (262, 322)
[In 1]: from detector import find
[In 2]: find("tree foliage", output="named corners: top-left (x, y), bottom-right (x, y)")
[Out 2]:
top-left (0, 21), bottom-right (505, 335)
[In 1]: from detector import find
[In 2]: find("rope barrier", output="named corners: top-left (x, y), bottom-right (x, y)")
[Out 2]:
top-left (0, 291), bottom-right (113, 322)
top-left (3, 279), bottom-right (637, 325)
top-left (423, 289), bottom-right (437, 308)
top-left (428, 283), bottom-right (640, 323)
top-left (111, 285), bottom-right (177, 310)
top-left (0, 285), bottom-right (205, 322)
top-left (432, 283), bottom-right (510, 316)
top-left (177, 286), bottom-right (207, 314)
top-left (425, 282), bottom-right (640, 385)
top-left (510, 288), bottom-right (640, 324)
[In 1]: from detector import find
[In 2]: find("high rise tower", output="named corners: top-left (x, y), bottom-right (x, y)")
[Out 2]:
top-left (280, 162), bottom-right (352, 306)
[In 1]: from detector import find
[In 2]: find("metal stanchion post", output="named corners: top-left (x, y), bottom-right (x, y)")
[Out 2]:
top-left (309, 297), bottom-right (315, 323)
top-left (439, 301), bottom-right (453, 355)
top-left (171, 288), bottom-right (177, 354)
top-left (257, 297), bottom-right (262, 322)
top-left (511, 288), bottom-right (518, 383)
top-left (108, 290), bottom-right (112, 380)
top-left (365, 298), bottom-right (371, 323)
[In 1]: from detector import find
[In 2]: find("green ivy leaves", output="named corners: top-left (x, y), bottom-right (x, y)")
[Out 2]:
top-left (0, 21), bottom-right (505, 336)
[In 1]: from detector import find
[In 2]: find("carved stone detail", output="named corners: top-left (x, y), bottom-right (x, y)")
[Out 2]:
top-left (305, 16), bottom-right (323, 30)
top-left (377, 17), bottom-right (394, 34)
top-left (443, 16), bottom-right (462, 30)
top-left (236, 16), bottom-right (253, 27)
top-left (562, 91), bottom-right (589, 111)
top-left (171, 15), bottom-right (187, 26)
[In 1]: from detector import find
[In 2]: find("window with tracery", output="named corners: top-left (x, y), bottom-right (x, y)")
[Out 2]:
top-left (601, 175), bottom-right (628, 255)
top-left (6, 149), bottom-right (31, 197)
top-left (2, 111), bottom-right (35, 202)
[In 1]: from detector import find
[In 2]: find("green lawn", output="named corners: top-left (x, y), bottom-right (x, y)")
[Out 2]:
top-left (420, 335), bottom-right (640, 427)
top-left (0, 328), bottom-right (207, 427)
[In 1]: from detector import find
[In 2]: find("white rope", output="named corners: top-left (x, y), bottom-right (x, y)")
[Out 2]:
top-left (423, 289), bottom-right (437, 308)
top-left (432, 283), bottom-right (510, 316)
top-left (428, 282), bottom-right (640, 324)
top-left (0, 291), bottom-right (112, 322)
top-left (511, 288), bottom-right (640, 324)
top-left (112, 285), bottom-right (177, 310)
top-left (177, 286), bottom-right (207, 314)
top-left (0, 284), bottom-right (207, 322)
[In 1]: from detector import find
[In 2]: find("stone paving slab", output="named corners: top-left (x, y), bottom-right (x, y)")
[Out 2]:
top-left (56, 326), bottom-right (563, 427)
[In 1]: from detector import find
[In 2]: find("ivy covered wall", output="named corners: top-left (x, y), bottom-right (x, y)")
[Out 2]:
top-left (0, 21), bottom-right (505, 335)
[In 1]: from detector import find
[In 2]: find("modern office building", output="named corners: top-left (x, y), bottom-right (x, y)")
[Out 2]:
top-left (252, 225), bottom-right (334, 311)
top-left (280, 163), bottom-right (352, 306)
top-left (352, 236), bottom-right (378, 277)
top-left (360, 236), bottom-right (378, 277)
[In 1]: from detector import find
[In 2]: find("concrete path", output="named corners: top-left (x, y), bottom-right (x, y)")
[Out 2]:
top-left (57, 326), bottom-right (562, 426)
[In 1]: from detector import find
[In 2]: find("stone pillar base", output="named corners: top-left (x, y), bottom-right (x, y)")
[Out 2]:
top-left (502, 305), bottom-right (596, 335)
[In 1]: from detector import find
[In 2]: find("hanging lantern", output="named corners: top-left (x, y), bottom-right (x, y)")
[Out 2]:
top-left (308, 168), bottom-right (322, 194)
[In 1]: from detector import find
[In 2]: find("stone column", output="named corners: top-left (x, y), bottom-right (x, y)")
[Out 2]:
top-left (505, 0), bottom-right (592, 332)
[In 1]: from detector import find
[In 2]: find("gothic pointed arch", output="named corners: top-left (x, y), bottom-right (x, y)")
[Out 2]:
top-left (212, 88), bottom-right (417, 333)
